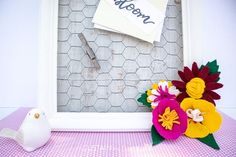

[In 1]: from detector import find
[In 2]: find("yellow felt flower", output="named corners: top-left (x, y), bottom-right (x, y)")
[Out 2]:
top-left (180, 98), bottom-right (222, 138)
top-left (186, 78), bottom-right (206, 99)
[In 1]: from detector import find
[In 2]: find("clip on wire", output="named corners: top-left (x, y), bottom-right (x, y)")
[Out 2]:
top-left (78, 33), bottom-right (101, 69)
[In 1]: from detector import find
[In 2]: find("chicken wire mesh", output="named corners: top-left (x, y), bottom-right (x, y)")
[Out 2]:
top-left (57, 0), bottom-right (183, 112)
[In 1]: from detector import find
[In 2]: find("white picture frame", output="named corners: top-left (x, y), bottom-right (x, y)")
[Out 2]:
top-left (37, 0), bottom-right (202, 131)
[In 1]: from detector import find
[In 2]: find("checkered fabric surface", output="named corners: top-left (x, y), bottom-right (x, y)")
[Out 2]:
top-left (1, 113), bottom-right (236, 157)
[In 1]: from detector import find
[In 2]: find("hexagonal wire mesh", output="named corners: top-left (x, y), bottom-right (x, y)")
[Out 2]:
top-left (57, 0), bottom-right (183, 112)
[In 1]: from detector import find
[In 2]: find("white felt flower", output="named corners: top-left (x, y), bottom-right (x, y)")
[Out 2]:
top-left (147, 81), bottom-right (180, 109)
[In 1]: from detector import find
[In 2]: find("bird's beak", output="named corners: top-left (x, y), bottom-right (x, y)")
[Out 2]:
top-left (34, 113), bottom-right (40, 119)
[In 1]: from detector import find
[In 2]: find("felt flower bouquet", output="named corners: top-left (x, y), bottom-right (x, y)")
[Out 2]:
top-left (138, 60), bottom-right (223, 150)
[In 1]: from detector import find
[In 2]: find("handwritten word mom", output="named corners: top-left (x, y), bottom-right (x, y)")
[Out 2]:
top-left (114, 0), bottom-right (155, 25)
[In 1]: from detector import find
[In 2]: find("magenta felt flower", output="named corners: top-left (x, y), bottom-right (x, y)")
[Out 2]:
top-left (152, 99), bottom-right (188, 140)
top-left (147, 81), bottom-right (179, 109)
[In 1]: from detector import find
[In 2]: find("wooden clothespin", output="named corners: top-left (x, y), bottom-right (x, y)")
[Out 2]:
top-left (175, 0), bottom-right (181, 4)
top-left (78, 33), bottom-right (100, 69)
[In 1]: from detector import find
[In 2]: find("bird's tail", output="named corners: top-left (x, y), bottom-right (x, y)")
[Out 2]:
top-left (0, 128), bottom-right (17, 140)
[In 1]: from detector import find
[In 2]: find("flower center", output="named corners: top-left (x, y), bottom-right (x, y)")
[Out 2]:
top-left (186, 109), bottom-right (203, 122)
top-left (186, 77), bottom-right (206, 99)
top-left (158, 107), bottom-right (180, 130)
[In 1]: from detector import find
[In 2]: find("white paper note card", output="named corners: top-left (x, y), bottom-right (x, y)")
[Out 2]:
top-left (92, 0), bottom-right (168, 43)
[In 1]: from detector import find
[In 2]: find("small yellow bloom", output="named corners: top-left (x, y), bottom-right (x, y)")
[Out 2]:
top-left (186, 78), bottom-right (206, 99)
top-left (168, 81), bottom-right (172, 88)
top-left (152, 83), bottom-right (158, 90)
top-left (180, 98), bottom-right (222, 138)
top-left (147, 89), bottom-right (152, 96)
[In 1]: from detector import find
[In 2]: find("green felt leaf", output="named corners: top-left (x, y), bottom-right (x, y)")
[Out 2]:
top-left (197, 134), bottom-right (220, 150)
top-left (206, 60), bottom-right (220, 74)
top-left (137, 92), bottom-right (151, 108)
top-left (151, 125), bottom-right (165, 146)
top-left (201, 60), bottom-right (221, 82)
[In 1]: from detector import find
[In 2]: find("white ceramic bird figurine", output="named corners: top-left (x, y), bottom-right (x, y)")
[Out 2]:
top-left (0, 108), bottom-right (51, 152)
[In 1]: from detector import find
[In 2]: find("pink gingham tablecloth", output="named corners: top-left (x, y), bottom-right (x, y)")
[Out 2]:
top-left (0, 108), bottom-right (236, 157)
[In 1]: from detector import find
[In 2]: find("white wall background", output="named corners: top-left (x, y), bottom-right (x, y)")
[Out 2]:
top-left (0, 0), bottom-right (236, 119)
top-left (203, 0), bottom-right (236, 118)
top-left (0, 0), bottom-right (41, 118)
top-left (189, 0), bottom-right (236, 119)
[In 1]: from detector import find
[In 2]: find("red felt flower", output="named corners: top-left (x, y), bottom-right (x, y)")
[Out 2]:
top-left (172, 62), bottom-right (223, 105)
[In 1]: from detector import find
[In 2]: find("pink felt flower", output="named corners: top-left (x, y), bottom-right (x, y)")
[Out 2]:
top-left (152, 99), bottom-right (188, 140)
top-left (147, 81), bottom-right (179, 109)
